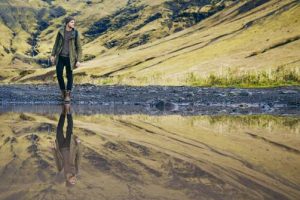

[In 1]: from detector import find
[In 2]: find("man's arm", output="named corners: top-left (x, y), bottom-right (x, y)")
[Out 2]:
top-left (51, 31), bottom-right (60, 57)
top-left (74, 138), bottom-right (81, 174)
top-left (52, 145), bottom-right (63, 172)
top-left (75, 31), bottom-right (82, 62)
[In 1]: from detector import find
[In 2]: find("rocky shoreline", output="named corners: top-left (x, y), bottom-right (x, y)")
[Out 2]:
top-left (0, 84), bottom-right (299, 115)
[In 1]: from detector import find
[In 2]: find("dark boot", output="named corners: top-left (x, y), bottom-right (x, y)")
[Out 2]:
top-left (61, 90), bottom-right (66, 100)
top-left (62, 103), bottom-right (71, 114)
top-left (64, 90), bottom-right (71, 102)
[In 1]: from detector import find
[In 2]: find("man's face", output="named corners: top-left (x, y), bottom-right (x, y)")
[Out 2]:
top-left (67, 20), bottom-right (75, 28)
top-left (68, 175), bottom-right (77, 185)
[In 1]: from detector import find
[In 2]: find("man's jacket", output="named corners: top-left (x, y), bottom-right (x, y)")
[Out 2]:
top-left (51, 26), bottom-right (82, 70)
top-left (52, 134), bottom-right (81, 174)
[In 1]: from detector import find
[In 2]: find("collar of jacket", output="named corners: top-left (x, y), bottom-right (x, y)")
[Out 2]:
top-left (58, 26), bottom-right (76, 39)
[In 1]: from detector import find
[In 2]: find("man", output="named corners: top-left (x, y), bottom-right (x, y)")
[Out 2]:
top-left (51, 104), bottom-right (81, 187)
top-left (50, 16), bottom-right (82, 102)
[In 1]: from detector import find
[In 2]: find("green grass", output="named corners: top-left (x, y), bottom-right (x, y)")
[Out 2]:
top-left (207, 115), bottom-right (300, 130)
top-left (186, 66), bottom-right (300, 88)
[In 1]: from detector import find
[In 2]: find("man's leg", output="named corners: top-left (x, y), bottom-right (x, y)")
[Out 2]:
top-left (56, 113), bottom-right (66, 149)
top-left (64, 57), bottom-right (73, 102)
top-left (56, 56), bottom-right (66, 91)
top-left (66, 114), bottom-right (73, 147)
top-left (65, 58), bottom-right (73, 91)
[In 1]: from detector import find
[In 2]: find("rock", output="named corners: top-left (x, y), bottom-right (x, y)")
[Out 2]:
top-left (104, 141), bottom-right (122, 151)
top-left (261, 103), bottom-right (273, 111)
top-left (27, 144), bottom-right (38, 153)
top-left (238, 103), bottom-right (249, 108)
top-left (10, 137), bottom-right (17, 143)
top-left (86, 0), bottom-right (92, 5)
top-left (178, 97), bottom-right (186, 102)
top-left (200, 5), bottom-right (213, 13)
top-left (287, 100), bottom-right (300, 107)
top-left (26, 134), bottom-right (39, 142)
top-left (38, 159), bottom-right (50, 169)
top-left (279, 90), bottom-right (298, 94)
top-left (36, 123), bottom-right (54, 132)
top-left (186, 92), bottom-right (194, 97)
top-left (239, 91), bottom-right (250, 96)
top-left (19, 113), bottom-right (35, 121)
top-left (155, 100), bottom-right (178, 111)
top-left (84, 151), bottom-right (111, 171)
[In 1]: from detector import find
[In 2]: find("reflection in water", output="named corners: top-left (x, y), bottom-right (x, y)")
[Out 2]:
top-left (0, 108), bottom-right (299, 200)
top-left (52, 104), bottom-right (81, 187)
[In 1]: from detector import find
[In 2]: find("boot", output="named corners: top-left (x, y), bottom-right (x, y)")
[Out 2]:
top-left (61, 90), bottom-right (66, 100)
top-left (62, 103), bottom-right (71, 114)
top-left (61, 103), bottom-right (71, 114)
top-left (64, 90), bottom-right (71, 102)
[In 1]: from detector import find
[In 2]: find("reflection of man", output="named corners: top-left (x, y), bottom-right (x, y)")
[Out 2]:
top-left (52, 104), bottom-right (81, 186)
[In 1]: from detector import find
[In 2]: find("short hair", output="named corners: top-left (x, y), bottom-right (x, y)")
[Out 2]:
top-left (64, 16), bottom-right (75, 25)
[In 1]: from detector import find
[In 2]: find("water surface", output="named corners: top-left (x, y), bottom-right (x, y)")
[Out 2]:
top-left (0, 105), bottom-right (299, 200)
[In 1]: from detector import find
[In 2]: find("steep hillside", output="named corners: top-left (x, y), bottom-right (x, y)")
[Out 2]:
top-left (0, 0), bottom-right (299, 87)
top-left (0, 0), bottom-right (126, 67)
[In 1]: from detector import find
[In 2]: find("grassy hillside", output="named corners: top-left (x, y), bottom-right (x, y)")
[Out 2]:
top-left (0, 0), bottom-right (299, 87)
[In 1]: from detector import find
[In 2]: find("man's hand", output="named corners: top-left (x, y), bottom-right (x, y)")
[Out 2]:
top-left (75, 61), bottom-right (81, 68)
top-left (50, 56), bottom-right (55, 64)
top-left (50, 141), bottom-right (55, 148)
top-left (48, 141), bottom-right (55, 152)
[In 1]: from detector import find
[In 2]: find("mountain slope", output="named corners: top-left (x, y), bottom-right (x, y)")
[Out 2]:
top-left (77, 0), bottom-right (300, 86)
top-left (0, 0), bottom-right (299, 86)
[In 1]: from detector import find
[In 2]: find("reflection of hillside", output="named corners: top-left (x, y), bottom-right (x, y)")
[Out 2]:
top-left (0, 112), bottom-right (299, 199)
top-left (206, 115), bottom-right (300, 133)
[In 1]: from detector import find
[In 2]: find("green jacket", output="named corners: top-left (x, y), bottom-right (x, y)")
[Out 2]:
top-left (51, 26), bottom-right (82, 70)
top-left (52, 134), bottom-right (82, 174)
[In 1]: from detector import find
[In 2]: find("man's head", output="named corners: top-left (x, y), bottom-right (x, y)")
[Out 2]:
top-left (64, 16), bottom-right (75, 29)
top-left (65, 173), bottom-right (77, 187)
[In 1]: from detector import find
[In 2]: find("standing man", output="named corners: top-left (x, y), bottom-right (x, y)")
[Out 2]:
top-left (50, 16), bottom-right (82, 102)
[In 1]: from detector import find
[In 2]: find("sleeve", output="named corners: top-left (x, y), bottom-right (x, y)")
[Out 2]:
top-left (75, 31), bottom-right (83, 62)
top-left (75, 140), bottom-right (82, 174)
top-left (52, 146), bottom-right (63, 172)
top-left (51, 31), bottom-right (60, 57)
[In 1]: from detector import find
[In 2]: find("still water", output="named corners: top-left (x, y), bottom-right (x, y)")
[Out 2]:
top-left (0, 105), bottom-right (299, 200)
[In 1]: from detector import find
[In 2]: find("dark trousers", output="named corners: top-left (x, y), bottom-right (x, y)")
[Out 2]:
top-left (56, 55), bottom-right (73, 91)
top-left (56, 114), bottom-right (73, 149)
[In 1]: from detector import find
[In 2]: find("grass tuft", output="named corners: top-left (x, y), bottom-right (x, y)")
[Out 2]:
top-left (186, 66), bottom-right (300, 87)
